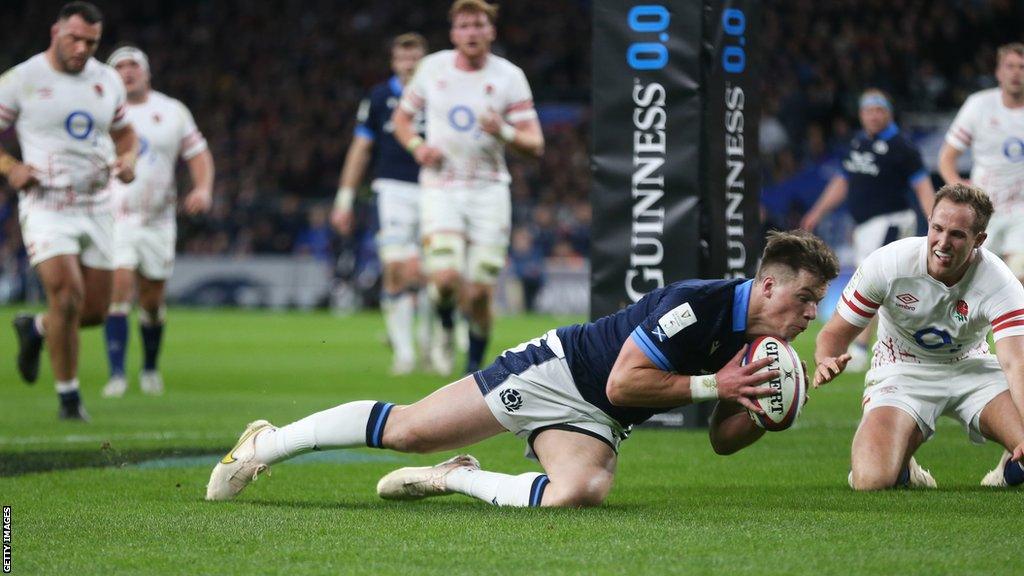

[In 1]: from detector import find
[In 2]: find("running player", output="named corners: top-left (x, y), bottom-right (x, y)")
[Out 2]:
top-left (392, 0), bottom-right (545, 375)
top-left (101, 45), bottom-right (214, 397)
top-left (332, 33), bottom-right (428, 375)
top-left (4, 2), bottom-right (138, 420)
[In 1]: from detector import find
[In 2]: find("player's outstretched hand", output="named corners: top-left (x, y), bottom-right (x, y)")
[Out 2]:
top-left (813, 353), bottom-right (851, 388)
top-left (184, 189), bottom-right (212, 215)
top-left (413, 144), bottom-right (443, 168)
top-left (714, 346), bottom-right (778, 414)
top-left (7, 162), bottom-right (38, 190)
top-left (331, 207), bottom-right (354, 236)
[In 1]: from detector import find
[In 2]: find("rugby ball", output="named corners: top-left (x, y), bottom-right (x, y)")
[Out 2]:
top-left (743, 336), bottom-right (806, 431)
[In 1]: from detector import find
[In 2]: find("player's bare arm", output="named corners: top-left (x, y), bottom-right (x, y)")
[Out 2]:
top-left (606, 339), bottom-right (775, 413)
top-left (183, 149), bottom-right (215, 215)
top-left (813, 314), bottom-right (861, 387)
top-left (937, 142), bottom-right (967, 186)
top-left (111, 124), bottom-right (138, 183)
top-left (479, 112), bottom-right (544, 157)
top-left (708, 398), bottom-right (766, 455)
top-left (392, 107), bottom-right (442, 167)
top-left (0, 145), bottom-right (38, 190)
top-left (800, 175), bottom-right (848, 231)
top-left (913, 176), bottom-right (936, 216)
top-left (331, 134), bottom-right (373, 235)
top-left (994, 335), bottom-right (1024, 462)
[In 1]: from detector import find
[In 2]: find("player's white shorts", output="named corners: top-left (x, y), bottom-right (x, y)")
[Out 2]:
top-left (18, 207), bottom-right (114, 270)
top-left (373, 178), bottom-right (421, 263)
top-left (421, 183), bottom-right (510, 283)
top-left (114, 220), bottom-right (176, 280)
top-left (853, 209), bottom-right (917, 264)
top-left (474, 329), bottom-right (628, 459)
top-left (862, 358), bottom-right (1008, 443)
top-left (983, 212), bottom-right (1024, 259)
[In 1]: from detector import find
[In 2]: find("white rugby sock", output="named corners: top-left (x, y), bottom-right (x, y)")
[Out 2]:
top-left (383, 291), bottom-right (416, 363)
top-left (445, 468), bottom-right (549, 507)
top-left (254, 400), bottom-right (381, 464)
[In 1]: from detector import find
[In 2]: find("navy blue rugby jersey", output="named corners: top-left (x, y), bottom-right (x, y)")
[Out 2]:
top-left (840, 122), bottom-right (929, 224)
top-left (556, 278), bottom-right (753, 427)
top-left (354, 76), bottom-right (421, 183)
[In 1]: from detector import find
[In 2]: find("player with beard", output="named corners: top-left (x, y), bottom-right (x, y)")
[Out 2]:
top-left (3, 2), bottom-right (138, 420)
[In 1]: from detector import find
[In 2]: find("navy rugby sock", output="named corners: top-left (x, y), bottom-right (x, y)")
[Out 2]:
top-left (1005, 458), bottom-right (1024, 486)
top-left (140, 322), bottom-right (164, 371)
top-left (105, 313), bottom-right (128, 377)
top-left (896, 465), bottom-right (910, 488)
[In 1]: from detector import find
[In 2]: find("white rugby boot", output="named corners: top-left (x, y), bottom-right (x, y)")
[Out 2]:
top-left (206, 420), bottom-right (276, 501)
top-left (980, 450), bottom-right (1012, 487)
top-left (140, 370), bottom-right (164, 395)
top-left (376, 454), bottom-right (480, 500)
top-left (102, 375), bottom-right (128, 398)
top-left (390, 352), bottom-right (417, 376)
top-left (906, 457), bottom-right (937, 488)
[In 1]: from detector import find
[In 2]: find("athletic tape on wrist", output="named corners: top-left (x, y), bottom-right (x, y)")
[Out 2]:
top-left (498, 123), bottom-right (516, 143)
top-left (690, 374), bottom-right (719, 402)
top-left (334, 186), bottom-right (355, 211)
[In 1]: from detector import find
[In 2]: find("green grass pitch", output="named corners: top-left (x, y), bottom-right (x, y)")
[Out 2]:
top-left (0, 307), bottom-right (1017, 575)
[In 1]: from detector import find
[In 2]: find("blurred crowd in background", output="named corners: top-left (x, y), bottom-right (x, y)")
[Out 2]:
top-left (1, 0), bottom-right (1023, 306)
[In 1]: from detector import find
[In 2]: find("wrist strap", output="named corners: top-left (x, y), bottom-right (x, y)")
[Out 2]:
top-left (334, 186), bottom-right (355, 211)
top-left (405, 136), bottom-right (424, 154)
top-left (689, 374), bottom-right (719, 402)
top-left (498, 123), bottom-right (516, 143)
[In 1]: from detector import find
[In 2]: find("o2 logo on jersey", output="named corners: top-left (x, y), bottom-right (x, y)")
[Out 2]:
top-left (1002, 137), bottom-right (1024, 163)
top-left (913, 327), bottom-right (950, 349)
top-left (913, 326), bottom-right (963, 355)
top-left (448, 105), bottom-right (476, 132)
top-left (64, 110), bottom-right (94, 140)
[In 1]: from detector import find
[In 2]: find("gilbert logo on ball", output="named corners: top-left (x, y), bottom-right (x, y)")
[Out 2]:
top-left (742, 335), bottom-right (806, 431)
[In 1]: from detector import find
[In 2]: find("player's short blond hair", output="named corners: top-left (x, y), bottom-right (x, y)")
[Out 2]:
top-left (933, 183), bottom-right (994, 233)
top-left (997, 42), bottom-right (1024, 66)
top-left (392, 32), bottom-right (427, 54)
top-left (449, 0), bottom-right (499, 24)
top-left (756, 230), bottom-right (839, 284)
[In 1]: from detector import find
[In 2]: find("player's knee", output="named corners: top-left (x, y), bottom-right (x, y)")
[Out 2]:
top-left (432, 270), bottom-right (461, 293)
top-left (543, 473), bottom-right (613, 507)
top-left (467, 244), bottom-right (505, 285)
top-left (849, 467), bottom-right (896, 491)
top-left (51, 284), bottom-right (85, 320)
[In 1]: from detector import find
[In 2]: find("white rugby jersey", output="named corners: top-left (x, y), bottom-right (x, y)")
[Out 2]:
top-left (945, 88), bottom-right (1024, 213)
top-left (400, 50), bottom-right (536, 189)
top-left (837, 237), bottom-right (1024, 368)
top-left (110, 90), bottom-right (207, 225)
top-left (0, 53), bottom-right (129, 212)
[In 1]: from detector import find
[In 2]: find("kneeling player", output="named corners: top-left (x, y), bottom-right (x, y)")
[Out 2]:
top-left (207, 231), bottom-right (838, 507)
top-left (815, 183), bottom-right (1024, 490)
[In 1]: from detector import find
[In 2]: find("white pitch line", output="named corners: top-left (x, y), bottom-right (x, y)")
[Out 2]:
top-left (0, 430), bottom-right (226, 446)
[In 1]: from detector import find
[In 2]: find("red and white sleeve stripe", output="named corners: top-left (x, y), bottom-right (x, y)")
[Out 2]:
top-left (840, 290), bottom-right (880, 322)
top-left (991, 308), bottom-right (1024, 339)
